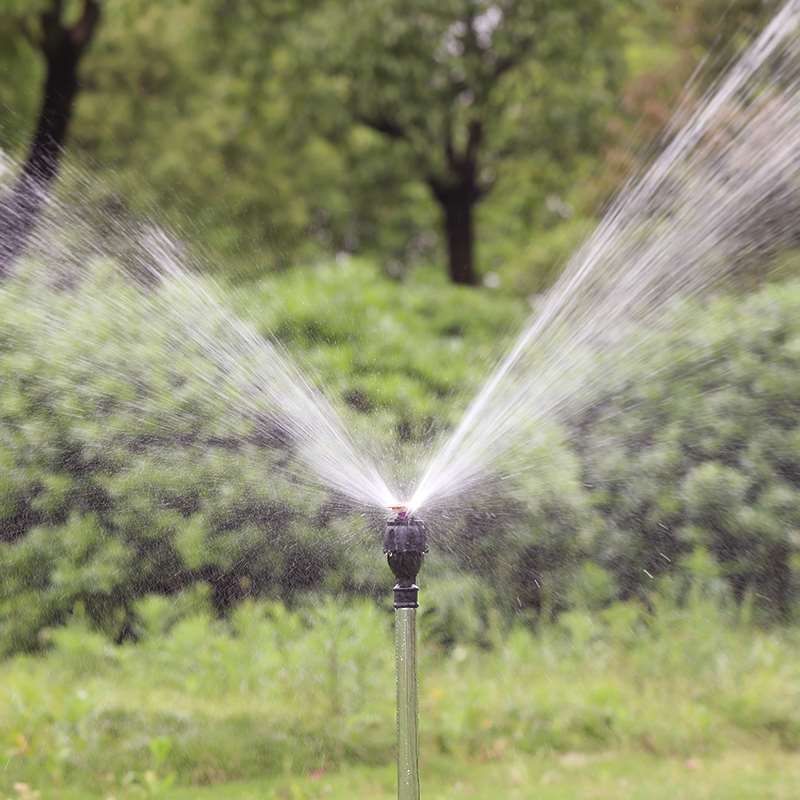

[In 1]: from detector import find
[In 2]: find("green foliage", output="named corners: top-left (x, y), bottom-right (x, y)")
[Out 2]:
top-left (445, 425), bottom-right (603, 620)
top-left (3, 256), bottom-right (800, 652)
top-left (301, 0), bottom-right (624, 179)
top-left (488, 215), bottom-right (594, 295)
top-left (1, 0), bottom-right (772, 291)
top-left (296, 0), bottom-right (625, 281)
top-left (577, 282), bottom-right (800, 618)
top-left (234, 258), bottom-right (527, 434)
top-left (0, 259), bottom-right (341, 654)
top-left (0, 0), bottom-right (636, 283)
top-left (0, 256), bottom-right (532, 654)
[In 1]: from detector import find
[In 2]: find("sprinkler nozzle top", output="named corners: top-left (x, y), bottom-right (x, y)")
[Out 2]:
top-left (384, 511), bottom-right (426, 554)
top-left (384, 512), bottom-right (426, 603)
top-left (387, 502), bottom-right (410, 520)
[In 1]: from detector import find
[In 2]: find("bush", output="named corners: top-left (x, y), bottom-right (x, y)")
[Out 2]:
top-left (576, 282), bottom-right (800, 619)
top-left (0, 256), bottom-right (529, 654)
top-left (0, 260), bottom-right (346, 654)
top-left (3, 251), bottom-right (800, 654)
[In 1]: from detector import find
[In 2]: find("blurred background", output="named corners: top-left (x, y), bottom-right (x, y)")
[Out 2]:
top-left (2, 1), bottom-right (800, 798)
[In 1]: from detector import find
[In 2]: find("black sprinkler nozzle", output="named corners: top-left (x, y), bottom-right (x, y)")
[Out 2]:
top-left (384, 511), bottom-right (427, 608)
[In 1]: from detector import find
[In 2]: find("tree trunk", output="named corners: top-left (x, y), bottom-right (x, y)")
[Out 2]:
top-left (440, 190), bottom-right (478, 285)
top-left (0, 1), bottom-right (100, 275)
top-left (764, 541), bottom-right (791, 622)
top-left (25, 41), bottom-right (82, 184)
top-left (0, 50), bottom-right (79, 273)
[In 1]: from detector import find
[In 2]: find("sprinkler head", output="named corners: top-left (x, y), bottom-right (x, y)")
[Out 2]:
top-left (384, 509), bottom-right (427, 608)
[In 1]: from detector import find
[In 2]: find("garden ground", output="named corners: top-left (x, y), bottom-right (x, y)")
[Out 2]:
top-left (3, 597), bottom-right (800, 799)
top-left (20, 749), bottom-right (800, 799)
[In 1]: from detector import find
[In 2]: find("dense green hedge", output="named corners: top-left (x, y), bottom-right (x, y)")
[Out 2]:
top-left (0, 258), bottom-right (530, 654)
top-left (576, 283), bottom-right (800, 619)
top-left (1, 259), bottom-right (799, 655)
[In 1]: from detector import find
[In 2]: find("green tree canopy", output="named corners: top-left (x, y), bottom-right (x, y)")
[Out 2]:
top-left (299, 0), bottom-right (625, 284)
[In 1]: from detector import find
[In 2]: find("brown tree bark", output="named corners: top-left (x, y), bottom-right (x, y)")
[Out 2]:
top-left (440, 189), bottom-right (478, 285)
top-left (358, 110), bottom-right (487, 286)
top-left (0, 0), bottom-right (100, 275)
top-left (429, 117), bottom-right (485, 286)
top-left (429, 175), bottom-right (482, 286)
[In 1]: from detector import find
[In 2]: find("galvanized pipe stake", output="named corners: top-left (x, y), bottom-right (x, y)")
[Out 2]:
top-left (385, 510), bottom-right (426, 800)
top-left (395, 605), bottom-right (419, 800)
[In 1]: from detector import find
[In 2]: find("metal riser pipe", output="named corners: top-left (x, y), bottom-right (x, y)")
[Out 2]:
top-left (384, 509), bottom-right (426, 800)
top-left (395, 607), bottom-right (420, 800)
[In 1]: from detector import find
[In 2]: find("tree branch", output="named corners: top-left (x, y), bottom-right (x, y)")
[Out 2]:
top-left (352, 105), bottom-right (444, 182)
top-left (39, 0), bottom-right (65, 55)
top-left (37, 0), bottom-right (100, 57)
top-left (489, 33), bottom-right (536, 83)
top-left (465, 118), bottom-right (483, 164)
top-left (354, 110), bottom-right (409, 142)
top-left (69, 0), bottom-right (101, 50)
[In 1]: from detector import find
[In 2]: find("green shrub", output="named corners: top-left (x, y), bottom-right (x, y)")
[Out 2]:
top-left (0, 257), bottom-right (532, 654)
top-left (576, 282), bottom-right (800, 619)
top-left (3, 253), bottom-right (800, 654)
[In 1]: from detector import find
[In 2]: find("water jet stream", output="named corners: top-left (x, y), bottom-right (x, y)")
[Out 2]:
top-left (409, 0), bottom-right (800, 512)
top-left (3, 2), bottom-right (800, 524)
top-left (0, 181), bottom-right (397, 511)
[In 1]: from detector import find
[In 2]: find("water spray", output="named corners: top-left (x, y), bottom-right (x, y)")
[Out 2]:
top-left (384, 505), bottom-right (427, 800)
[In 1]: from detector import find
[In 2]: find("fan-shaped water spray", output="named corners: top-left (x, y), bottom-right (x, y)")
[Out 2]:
top-left (3, 2), bottom-right (800, 525)
top-left (0, 179), bottom-right (397, 511)
top-left (409, 0), bottom-right (800, 512)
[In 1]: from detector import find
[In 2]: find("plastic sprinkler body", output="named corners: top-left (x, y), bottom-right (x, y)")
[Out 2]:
top-left (384, 509), bottom-right (427, 608)
top-left (385, 508), bottom-right (426, 800)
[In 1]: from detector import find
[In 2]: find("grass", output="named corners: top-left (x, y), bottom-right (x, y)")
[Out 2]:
top-left (2, 593), bottom-right (800, 798)
top-left (163, 750), bottom-right (800, 800)
top-left (12, 750), bottom-right (800, 799)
